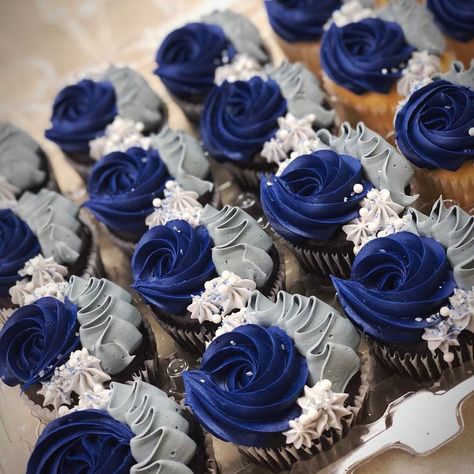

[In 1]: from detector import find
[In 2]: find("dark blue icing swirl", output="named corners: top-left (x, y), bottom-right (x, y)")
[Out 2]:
top-left (332, 232), bottom-right (456, 345)
top-left (85, 146), bottom-right (171, 238)
top-left (45, 79), bottom-right (117, 154)
top-left (0, 209), bottom-right (40, 297)
top-left (131, 219), bottom-right (216, 314)
top-left (320, 19), bottom-right (414, 94)
top-left (201, 77), bottom-right (287, 162)
top-left (261, 151), bottom-right (371, 242)
top-left (427, 0), bottom-right (474, 42)
top-left (27, 409), bottom-right (134, 474)
top-left (395, 80), bottom-right (474, 171)
top-left (155, 22), bottom-right (235, 101)
top-left (183, 324), bottom-right (308, 446)
top-left (264, 0), bottom-right (342, 42)
top-left (0, 297), bottom-right (79, 388)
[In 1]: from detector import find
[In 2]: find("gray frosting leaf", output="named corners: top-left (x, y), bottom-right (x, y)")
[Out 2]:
top-left (0, 122), bottom-right (46, 192)
top-left (201, 205), bottom-right (273, 288)
top-left (246, 291), bottom-right (361, 393)
top-left (202, 9), bottom-right (269, 64)
top-left (102, 65), bottom-right (165, 132)
top-left (108, 381), bottom-right (195, 474)
top-left (266, 61), bottom-right (335, 128)
top-left (13, 190), bottom-right (83, 265)
top-left (378, 0), bottom-right (445, 55)
top-left (150, 126), bottom-right (213, 196)
top-left (316, 122), bottom-right (417, 207)
top-left (68, 276), bottom-right (143, 375)
top-left (432, 60), bottom-right (474, 89)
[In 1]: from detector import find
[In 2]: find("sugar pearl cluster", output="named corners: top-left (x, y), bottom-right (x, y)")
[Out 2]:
top-left (422, 287), bottom-right (474, 363)
top-left (397, 51), bottom-right (440, 97)
top-left (187, 271), bottom-right (256, 324)
top-left (328, 0), bottom-right (375, 29)
top-left (214, 53), bottom-right (266, 85)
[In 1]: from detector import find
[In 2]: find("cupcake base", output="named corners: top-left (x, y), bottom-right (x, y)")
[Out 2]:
top-left (274, 36), bottom-right (322, 78)
top-left (238, 354), bottom-right (371, 473)
top-left (445, 36), bottom-right (474, 68)
top-left (171, 94), bottom-right (204, 127)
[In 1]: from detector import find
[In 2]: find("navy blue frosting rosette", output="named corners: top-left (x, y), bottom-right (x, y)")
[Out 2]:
top-left (332, 232), bottom-right (456, 345)
top-left (261, 151), bottom-right (371, 242)
top-left (395, 80), bottom-right (474, 171)
top-left (45, 79), bottom-right (117, 154)
top-left (85, 146), bottom-right (171, 239)
top-left (0, 209), bottom-right (41, 297)
top-left (320, 18), bottom-right (414, 94)
top-left (183, 324), bottom-right (308, 446)
top-left (264, 0), bottom-right (342, 42)
top-left (201, 76), bottom-right (287, 163)
top-left (427, 0), bottom-right (474, 42)
top-left (27, 409), bottom-right (134, 474)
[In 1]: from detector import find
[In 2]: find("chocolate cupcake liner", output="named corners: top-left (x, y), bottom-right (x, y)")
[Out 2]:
top-left (203, 431), bottom-right (220, 474)
top-left (219, 159), bottom-right (277, 194)
top-left (238, 354), bottom-right (372, 472)
top-left (78, 210), bottom-right (106, 279)
top-left (274, 36), bottom-right (322, 79)
top-left (367, 334), bottom-right (474, 383)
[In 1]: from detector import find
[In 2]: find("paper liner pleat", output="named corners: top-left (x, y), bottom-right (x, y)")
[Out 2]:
top-left (219, 160), bottom-right (275, 194)
top-left (79, 210), bottom-right (106, 279)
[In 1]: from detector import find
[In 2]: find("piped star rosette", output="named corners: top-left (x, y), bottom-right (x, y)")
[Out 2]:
top-left (84, 125), bottom-right (216, 254)
top-left (0, 275), bottom-right (158, 420)
top-left (131, 204), bottom-right (285, 354)
top-left (154, 9), bottom-right (270, 124)
top-left (200, 59), bottom-right (335, 193)
top-left (26, 380), bottom-right (217, 474)
top-left (0, 189), bottom-right (103, 308)
top-left (183, 290), bottom-right (370, 472)
top-left (332, 196), bottom-right (474, 381)
top-left (260, 121), bottom-right (417, 278)
top-left (45, 65), bottom-right (167, 180)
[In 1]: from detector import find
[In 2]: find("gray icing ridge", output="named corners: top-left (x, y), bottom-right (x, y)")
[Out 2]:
top-left (13, 189), bottom-right (83, 265)
top-left (107, 380), bottom-right (195, 474)
top-left (246, 291), bottom-right (361, 393)
top-left (432, 59), bottom-right (474, 89)
top-left (200, 204), bottom-right (274, 288)
top-left (407, 197), bottom-right (474, 290)
top-left (150, 125), bottom-right (213, 196)
top-left (315, 122), bottom-right (418, 207)
top-left (266, 60), bottom-right (335, 128)
top-left (102, 65), bottom-right (165, 132)
top-left (378, 0), bottom-right (445, 55)
top-left (68, 276), bottom-right (143, 375)
top-left (0, 122), bottom-right (46, 192)
top-left (201, 9), bottom-right (269, 64)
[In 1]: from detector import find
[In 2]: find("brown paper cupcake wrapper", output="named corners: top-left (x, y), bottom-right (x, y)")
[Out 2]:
top-left (367, 335), bottom-right (474, 383)
top-left (274, 36), bottom-right (322, 78)
top-left (203, 431), bottom-right (220, 474)
top-left (79, 210), bottom-right (106, 279)
top-left (238, 354), bottom-right (372, 472)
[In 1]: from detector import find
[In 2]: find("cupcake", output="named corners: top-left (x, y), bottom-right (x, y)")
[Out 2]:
top-left (1, 190), bottom-right (103, 308)
top-left (26, 380), bottom-right (217, 474)
top-left (395, 60), bottom-right (474, 207)
top-left (154, 9), bottom-right (270, 124)
top-left (427, 0), bottom-right (474, 67)
top-left (85, 126), bottom-right (215, 255)
top-left (201, 60), bottom-right (335, 192)
top-left (332, 197), bottom-right (474, 381)
top-left (260, 121), bottom-right (417, 278)
top-left (45, 65), bottom-right (166, 180)
top-left (183, 289), bottom-right (370, 472)
top-left (0, 276), bottom-right (159, 418)
top-left (0, 122), bottom-right (57, 206)
top-left (131, 204), bottom-right (285, 354)
top-left (320, 0), bottom-right (454, 138)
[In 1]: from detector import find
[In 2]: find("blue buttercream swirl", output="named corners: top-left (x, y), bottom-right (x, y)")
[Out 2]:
top-left (320, 18), bottom-right (414, 94)
top-left (85, 146), bottom-right (171, 238)
top-left (0, 297), bottom-right (80, 388)
top-left (264, 0), bottom-right (342, 42)
top-left (395, 80), bottom-right (474, 171)
top-left (332, 232), bottom-right (456, 345)
top-left (131, 219), bottom-right (216, 314)
top-left (201, 77), bottom-right (287, 162)
top-left (261, 151), bottom-right (371, 243)
top-left (27, 409), bottom-right (134, 474)
top-left (0, 209), bottom-right (41, 297)
top-left (183, 324), bottom-right (308, 447)
top-left (427, 0), bottom-right (474, 42)
top-left (155, 22), bottom-right (235, 101)
top-left (45, 79), bottom-right (117, 154)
